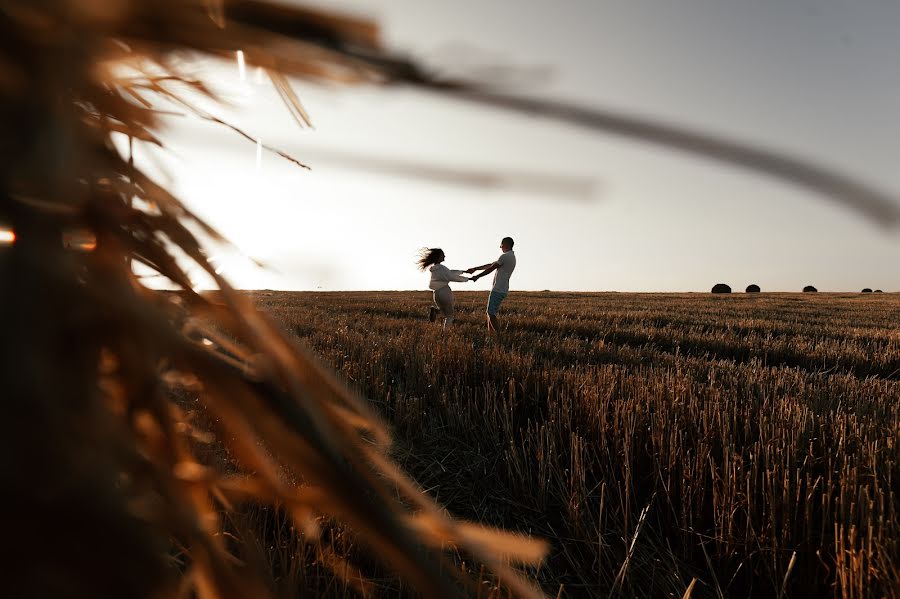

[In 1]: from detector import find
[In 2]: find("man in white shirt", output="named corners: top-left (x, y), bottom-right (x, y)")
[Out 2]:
top-left (467, 237), bottom-right (516, 339)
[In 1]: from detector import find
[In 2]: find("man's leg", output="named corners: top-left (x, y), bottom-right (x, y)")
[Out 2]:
top-left (486, 291), bottom-right (506, 341)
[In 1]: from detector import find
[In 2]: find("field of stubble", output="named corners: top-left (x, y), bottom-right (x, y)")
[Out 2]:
top-left (247, 291), bottom-right (899, 598)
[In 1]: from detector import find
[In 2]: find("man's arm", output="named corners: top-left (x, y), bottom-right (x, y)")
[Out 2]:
top-left (472, 262), bottom-right (500, 280)
top-left (466, 262), bottom-right (496, 274)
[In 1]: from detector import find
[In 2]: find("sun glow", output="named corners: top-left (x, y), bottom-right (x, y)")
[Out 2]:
top-left (208, 251), bottom-right (267, 287)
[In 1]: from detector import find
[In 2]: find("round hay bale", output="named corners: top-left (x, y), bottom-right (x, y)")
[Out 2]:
top-left (803, 285), bottom-right (818, 293)
top-left (862, 288), bottom-right (872, 293)
top-left (711, 283), bottom-right (732, 294)
top-left (875, 289), bottom-right (884, 293)
top-left (745, 284), bottom-right (761, 293)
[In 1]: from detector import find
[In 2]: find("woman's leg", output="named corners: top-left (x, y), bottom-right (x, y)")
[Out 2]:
top-left (435, 287), bottom-right (455, 330)
top-left (429, 291), bottom-right (440, 322)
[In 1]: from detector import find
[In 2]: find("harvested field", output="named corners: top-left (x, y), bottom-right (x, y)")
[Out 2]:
top-left (228, 291), bottom-right (900, 598)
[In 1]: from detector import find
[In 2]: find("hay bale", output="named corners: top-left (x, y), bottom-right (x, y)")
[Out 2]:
top-left (875, 289), bottom-right (884, 293)
top-left (803, 285), bottom-right (818, 293)
top-left (711, 283), bottom-right (732, 294)
top-left (745, 284), bottom-right (761, 293)
top-left (862, 288), bottom-right (872, 293)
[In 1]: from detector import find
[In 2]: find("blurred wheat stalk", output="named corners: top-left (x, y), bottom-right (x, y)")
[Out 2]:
top-left (0, 1), bottom-right (546, 598)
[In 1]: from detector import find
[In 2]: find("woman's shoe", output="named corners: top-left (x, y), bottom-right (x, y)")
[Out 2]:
top-left (428, 306), bottom-right (438, 322)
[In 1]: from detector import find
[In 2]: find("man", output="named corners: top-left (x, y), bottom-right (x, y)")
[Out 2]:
top-left (467, 237), bottom-right (516, 338)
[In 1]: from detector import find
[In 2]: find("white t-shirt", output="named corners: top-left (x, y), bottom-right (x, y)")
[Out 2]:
top-left (429, 263), bottom-right (469, 290)
top-left (491, 250), bottom-right (516, 293)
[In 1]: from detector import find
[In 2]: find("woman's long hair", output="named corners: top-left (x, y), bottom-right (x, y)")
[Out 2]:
top-left (417, 247), bottom-right (444, 270)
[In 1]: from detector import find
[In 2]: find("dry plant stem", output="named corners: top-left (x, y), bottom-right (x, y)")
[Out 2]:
top-left (681, 578), bottom-right (698, 599)
top-left (423, 87), bottom-right (900, 227)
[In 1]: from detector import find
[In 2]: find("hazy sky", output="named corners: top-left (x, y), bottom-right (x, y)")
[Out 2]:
top-left (145, 0), bottom-right (900, 291)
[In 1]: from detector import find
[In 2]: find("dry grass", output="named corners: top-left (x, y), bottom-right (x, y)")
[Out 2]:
top-left (242, 290), bottom-right (900, 598)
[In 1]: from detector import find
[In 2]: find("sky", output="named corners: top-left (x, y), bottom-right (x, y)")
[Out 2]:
top-left (141, 0), bottom-right (900, 292)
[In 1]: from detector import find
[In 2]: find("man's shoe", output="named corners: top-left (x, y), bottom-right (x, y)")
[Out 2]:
top-left (428, 306), bottom-right (438, 322)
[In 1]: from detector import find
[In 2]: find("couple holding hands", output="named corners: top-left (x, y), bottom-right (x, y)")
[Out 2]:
top-left (417, 237), bottom-right (516, 334)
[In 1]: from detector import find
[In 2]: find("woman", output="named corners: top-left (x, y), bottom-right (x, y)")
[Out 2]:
top-left (417, 248), bottom-right (471, 330)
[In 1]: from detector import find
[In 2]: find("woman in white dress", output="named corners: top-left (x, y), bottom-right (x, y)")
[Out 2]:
top-left (416, 248), bottom-right (471, 330)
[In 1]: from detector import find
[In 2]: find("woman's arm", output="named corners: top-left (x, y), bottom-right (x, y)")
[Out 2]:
top-left (433, 264), bottom-right (470, 283)
top-left (447, 269), bottom-right (471, 283)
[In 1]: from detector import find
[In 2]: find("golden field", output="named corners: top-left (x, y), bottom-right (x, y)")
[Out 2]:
top-left (208, 291), bottom-right (900, 598)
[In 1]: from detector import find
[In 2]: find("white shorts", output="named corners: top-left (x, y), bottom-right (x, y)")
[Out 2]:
top-left (433, 286), bottom-right (455, 317)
